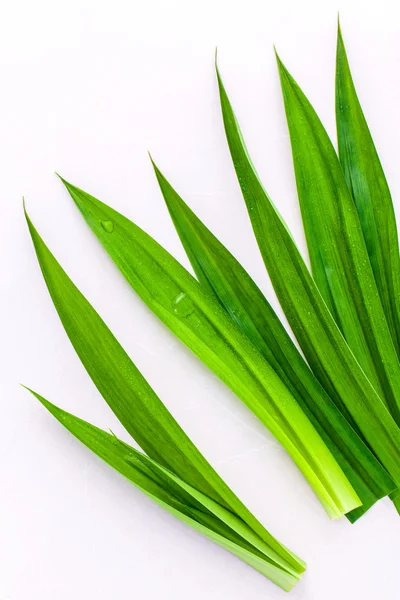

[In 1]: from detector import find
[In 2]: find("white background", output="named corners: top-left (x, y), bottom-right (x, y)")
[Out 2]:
top-left (1, 0), bottom-right (400, 598)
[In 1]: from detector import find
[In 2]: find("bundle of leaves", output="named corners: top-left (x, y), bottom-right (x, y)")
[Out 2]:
top-left (24, 23), bottom-right (400, 592)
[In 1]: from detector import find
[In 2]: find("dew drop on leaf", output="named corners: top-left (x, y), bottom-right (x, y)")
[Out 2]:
top-left (172, 292), bottom-right (195, 317)
top-left (101, 220), bottom-right (115, 233)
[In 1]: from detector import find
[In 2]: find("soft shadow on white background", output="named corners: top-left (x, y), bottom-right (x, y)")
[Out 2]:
top-left (1, 0), bottom-right (399, 598)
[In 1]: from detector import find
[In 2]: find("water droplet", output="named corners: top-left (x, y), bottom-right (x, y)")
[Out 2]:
top-left (101, 220), bottom-right (114, 233)
top-left (172, 292), bottom-right (195, 317)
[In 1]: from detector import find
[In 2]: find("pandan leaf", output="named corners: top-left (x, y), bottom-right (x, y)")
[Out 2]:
top-left (25, 205), bottom-right (306, 567)
top-left (56, 177), bottom-right (361, 520)
top-left (152, 164), bottom-right (394, 522)
top-left (336, 24), bottom-right (400, 363)
top-left (25, 209), bottom-right (225, 508)
top-left (215, 58), bottom-right (400, 492)
top-left (276, 51), bottom-right (400, 429)
top-left (24, 207), bottom-right (308, 589)
top-left (276, 52), bottom-right (400, 426)
top-left (25, 389), bottom-right (304, 590)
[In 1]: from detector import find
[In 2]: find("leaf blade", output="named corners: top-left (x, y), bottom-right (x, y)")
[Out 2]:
top-left (276, 52), bottom-right (400, 426)
top-left (57, 177), bottom-right (362, 519)
top-left (336, 24), bottom-right (400, 361)
top-left (24, 208), bottom-right (226, 507)
top-left (25, 206), bottom-right (301, 566)
top-left (215, 59), bottom-right (400, 490)
top-left (153, 164), bottom-right (395, 520)
top-left (26, 388), bottom-right (304, 590)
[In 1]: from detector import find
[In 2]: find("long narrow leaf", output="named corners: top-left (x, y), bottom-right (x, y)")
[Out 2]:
top-left (153, 165), bottom-right (394, 521)
top-left (215, 59), bottom-right (400, 491)
top-left (336, 24), bottom-right (400, 361)
top-left (276, 52), bottom-right (400, 426)
top-left (25, 207), bottom-right (301, 568)
top-left (57, 177), bottom-right (362, 519)
top-left (26, 389), bottom-right (304, 590)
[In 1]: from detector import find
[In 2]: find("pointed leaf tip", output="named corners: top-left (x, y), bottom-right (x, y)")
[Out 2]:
top-left (55, 172), bottom-right (67, 185)
top-left (57, 173), bottom-right (74, 191)
top-left (274, 52), bottom-right (290, 79)
top-left (337, 18), bottom-right (344, 45)
top-left (214, 48), bottom-right (224, 83)
top-left (149, 156), bottom-right (164, 182)
top-left (148, 152), bottom-right (159, 174)
top-left (21, 385), bottom-right (53, 412)
top-left (23, 201), bottom-right (34, 230)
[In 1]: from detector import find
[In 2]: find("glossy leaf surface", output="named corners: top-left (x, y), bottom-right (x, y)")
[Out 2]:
top-left (276, 53), bottom-right (400, 426)
top-left (216, 60), bottom-right (400, 491)
top-left (26, 389), bottom-right (304, 590)
top-left (154, 166), bottom-right (394, 521)
top-left (57, 177), bottom-right (361, 519)
top-left (336, 24), bottom-right (400, 372)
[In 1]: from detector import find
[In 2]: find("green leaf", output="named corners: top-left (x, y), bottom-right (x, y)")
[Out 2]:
top-left (25, 206), bottom-right (302, 570)
top-left (276, 51), bottom-right (400, 426)
top-left (215, 57), bottom-right (400, 492)
top-left (153, 164), bottom-right (395, 521)
top-left (57, 177), bottom-right (362, 520)
top-left (25, 389), bottom-right (304, 590)
top-left (24, 208), bottom-right (224, 507)
top-left (336, 24), bottom-right (400, 363)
